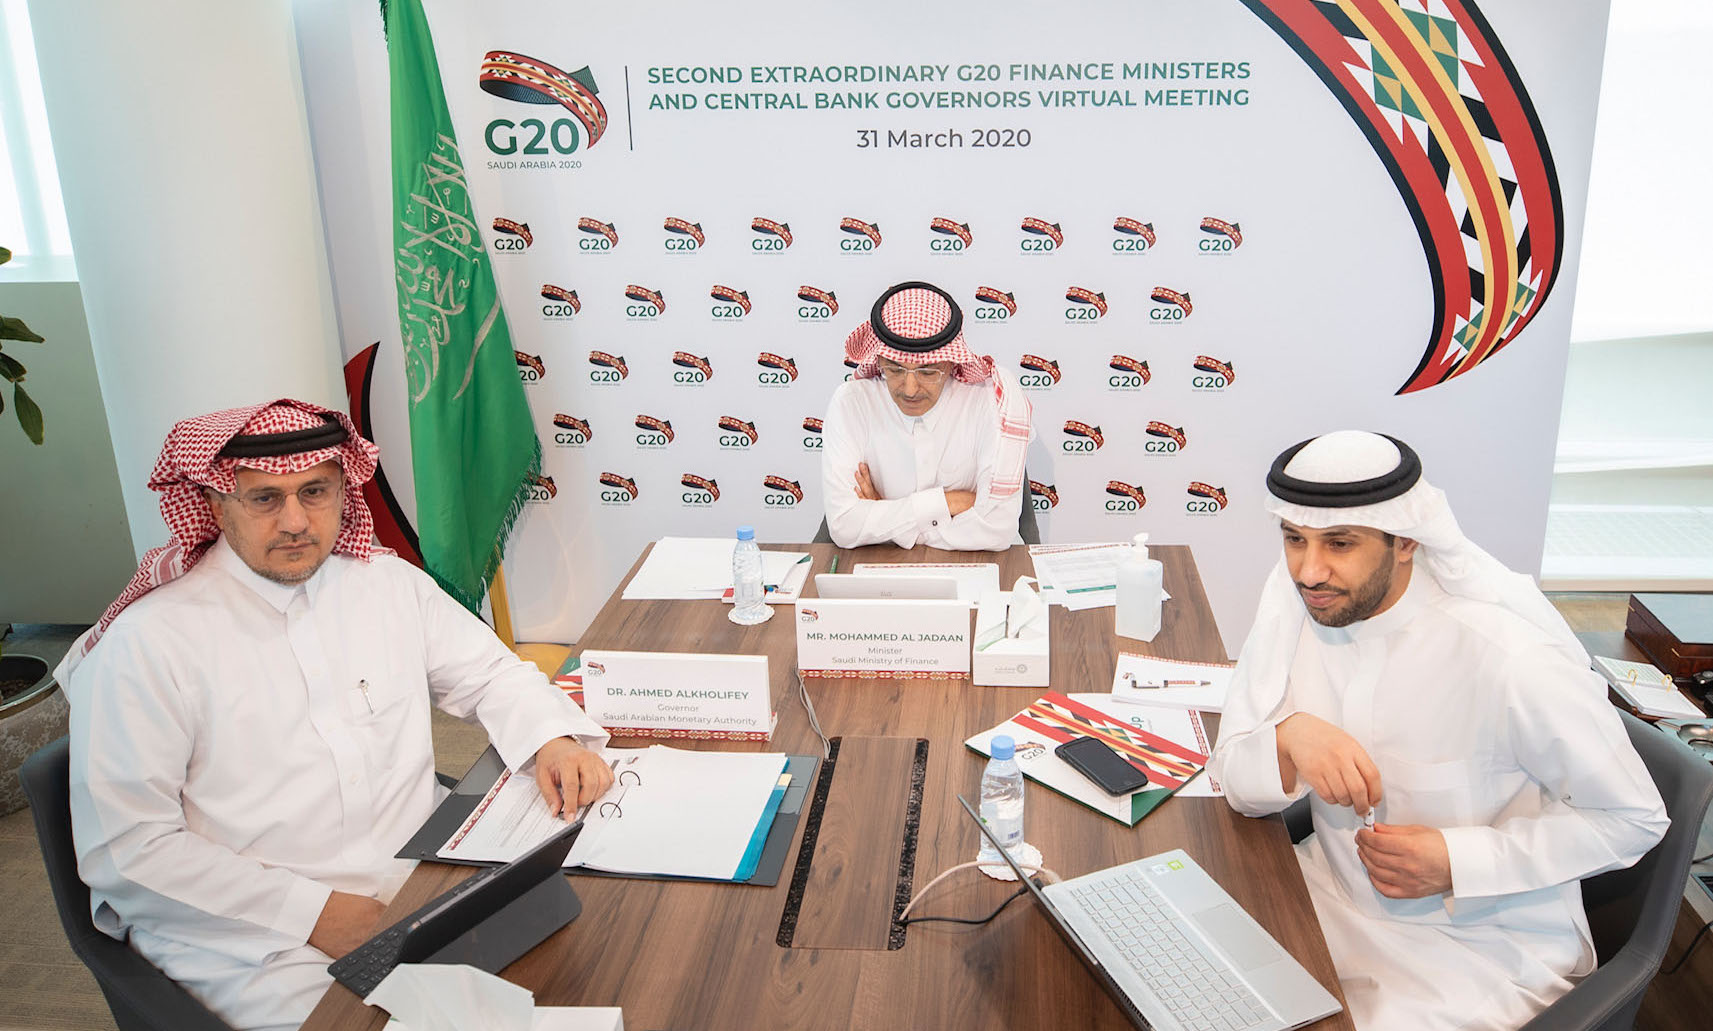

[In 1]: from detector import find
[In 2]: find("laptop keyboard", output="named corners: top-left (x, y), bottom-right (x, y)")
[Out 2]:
top-left (327, 865), bottom-right (499, 997)
top-left (1069, 872), bottom-right (1272, 1030)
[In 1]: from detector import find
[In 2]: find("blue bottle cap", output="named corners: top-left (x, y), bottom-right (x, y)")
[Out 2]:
top-left (990, 734), bottom-right (1015, 760)
top-left (736, 526), bottom-right (756, 540)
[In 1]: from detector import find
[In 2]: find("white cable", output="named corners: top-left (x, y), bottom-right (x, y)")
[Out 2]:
top-left (796, 669), bottom-right (831, 759)
top-left (899, 859), bottom-right (1061, 920)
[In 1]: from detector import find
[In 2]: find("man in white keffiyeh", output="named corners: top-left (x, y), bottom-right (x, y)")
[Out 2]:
top-left (820, 281), bottom-right (1035, 550)
top-left (59, 399), bottom-right (611, 1031)
top-left (1212, 430), bottom-right (1667, 1031)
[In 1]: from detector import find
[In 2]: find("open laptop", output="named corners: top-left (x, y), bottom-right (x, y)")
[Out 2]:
top-left (814, 572), bottom-right (959, 600)
top-left (956, 796), bottom-right (1341, 1031)
top-left (328, 819), bottom-right (585, 998)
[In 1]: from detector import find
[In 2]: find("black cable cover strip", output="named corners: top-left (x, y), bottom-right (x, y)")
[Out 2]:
top-left (776, 737), bottom-right (840, 947)
top-left (887, 739), bottom-right (931, 950)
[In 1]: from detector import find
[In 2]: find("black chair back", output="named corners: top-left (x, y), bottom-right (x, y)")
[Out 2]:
top-left (20, 736), bottom-right (236, 1031)
top-left (1521, 711), bottom-right (1713, 1030)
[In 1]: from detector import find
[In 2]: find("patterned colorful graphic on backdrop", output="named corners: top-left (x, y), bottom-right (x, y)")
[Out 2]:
top-left (1240, 0), bottom-right (1563, 393)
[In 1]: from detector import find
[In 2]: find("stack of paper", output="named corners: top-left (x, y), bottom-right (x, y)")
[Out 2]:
top-left (1592, 655), bottom-right (1703, 719)
top-left (1028, 543), bottom-right (1171, 611)
top-left (622, 536), bottom-right (811, 601)
top-left (965, 691), bottom-right (1212, 825)
top-left (437, 746), bottom-right (791, 881)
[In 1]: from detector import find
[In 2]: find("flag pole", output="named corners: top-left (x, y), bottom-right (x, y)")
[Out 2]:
top-left (488, 558), bottom-right (517, 649)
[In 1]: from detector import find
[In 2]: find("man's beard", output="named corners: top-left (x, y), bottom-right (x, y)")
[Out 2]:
top-left (1299, 559), bottom-right (1395, 628)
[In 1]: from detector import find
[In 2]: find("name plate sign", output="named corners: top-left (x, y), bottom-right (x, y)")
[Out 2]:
top-left (579, 650), bottom-right (774, 740)
top-left (795, 598), bottom-right (972, 678)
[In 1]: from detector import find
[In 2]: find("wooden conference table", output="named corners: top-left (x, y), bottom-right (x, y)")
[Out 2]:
top-left (304, 543), bottom-right (1353, 1030)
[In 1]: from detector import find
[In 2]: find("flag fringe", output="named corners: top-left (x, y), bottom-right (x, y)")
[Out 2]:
top-left (425, 436), bottom-right (543, 613)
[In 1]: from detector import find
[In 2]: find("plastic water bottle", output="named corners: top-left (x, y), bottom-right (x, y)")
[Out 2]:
top-left (728, 526), bottom-right (773, 625)
top-left (1115, 531), bottom-right (1164, 641)
top-left (977, 735), bottom-right (1026, 864)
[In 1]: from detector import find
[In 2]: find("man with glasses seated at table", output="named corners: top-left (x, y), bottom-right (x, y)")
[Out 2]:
top-left (819, 281), bottom-right (1036, 550)
top-left (56, 399), bottom-right (612, 1031)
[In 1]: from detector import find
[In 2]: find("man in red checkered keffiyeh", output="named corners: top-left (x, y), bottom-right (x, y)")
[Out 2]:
top-left (61, 398), bottom-right (384, 676)
top-left (821, 281), bottom-right (1036, 551)
top-left (56, 397), bottom-right (613, 1030)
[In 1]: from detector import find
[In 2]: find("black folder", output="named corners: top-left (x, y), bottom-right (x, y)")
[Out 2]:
top-left (396, 745), bottom-right (819, 887)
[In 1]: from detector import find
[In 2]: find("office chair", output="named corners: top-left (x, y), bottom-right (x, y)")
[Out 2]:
top-left (20, 736), bottom-right (237, 1031)
top-left (1281, 710), bottom-right (1713, 1031)
top-left (812, 479), bottom-right (1042, 545)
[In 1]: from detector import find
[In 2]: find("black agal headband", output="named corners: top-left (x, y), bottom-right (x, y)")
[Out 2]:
top-left (869, 281), bottom-right (963, 354)
top-left (1266, 434), bottom-right (1422, 507)
top-left (218, 413), bottom-right (349, 459)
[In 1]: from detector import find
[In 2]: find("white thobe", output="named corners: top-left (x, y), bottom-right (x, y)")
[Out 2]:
top-left (820, 376), bottom-right (1023, 551)
top-left (63, 537), bottom-right (609, 1031)
top-left (1214, 570), bottom-right (1667, 1030)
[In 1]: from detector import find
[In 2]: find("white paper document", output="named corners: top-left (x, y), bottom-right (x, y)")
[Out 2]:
top-left (851, 562), bottom-right (1000, 604)
top-left (437, 746), bottom-right (789, 880)
top-left (622, 537), bottom-right (810, 600)
top-left (1109, 653), bottom-right (1236, 713)
top-left (1028, 543), bottom-right (1170, 611)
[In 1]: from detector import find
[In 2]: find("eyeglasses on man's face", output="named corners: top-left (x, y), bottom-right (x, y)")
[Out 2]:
top-left (877, 361), bottom-right (953, 384)
top-left (221, 478), bottom-right (345, 517)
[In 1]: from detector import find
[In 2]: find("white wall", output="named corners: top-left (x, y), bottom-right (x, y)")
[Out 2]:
top-left (26, 0), bottom-right (346, 559)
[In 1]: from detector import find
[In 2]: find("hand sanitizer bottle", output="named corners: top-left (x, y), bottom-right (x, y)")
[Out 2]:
top-left (1115, 532), bottom-right (1163, 641)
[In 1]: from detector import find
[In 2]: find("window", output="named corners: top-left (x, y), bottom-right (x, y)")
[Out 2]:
top-left (0, 0), bottom-right (72, 261)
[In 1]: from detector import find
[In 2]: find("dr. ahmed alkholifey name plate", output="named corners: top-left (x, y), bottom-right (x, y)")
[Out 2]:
top-left (579, 650), bottom-right (775, 740)
top-left (795, 598), bottom-right (972, 679)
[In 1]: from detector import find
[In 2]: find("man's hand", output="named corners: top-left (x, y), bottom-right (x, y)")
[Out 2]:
top-left (854, 462), bottom-right (881, 501)
top-left (308, 890), bottom-right (385, 959)
top-left (1356, 823), bottom-right (1452, 898)
top-left (944, 490), bottom-right (976, 516)
top-left (534, 737), bottom-right (614, 817)
top-left (1275, 712), bottom-right (1383, 815)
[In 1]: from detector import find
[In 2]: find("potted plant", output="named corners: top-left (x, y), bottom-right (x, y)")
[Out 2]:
top-left (1, 245), bottom-right (66, 813)
top-left (0, 243), bottom-right (47, 444)
top-left (1, 622), bottom-right (66, 816)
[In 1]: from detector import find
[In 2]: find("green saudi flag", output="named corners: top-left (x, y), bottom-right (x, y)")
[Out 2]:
top-left (386, 0), bottom-right (540, 611)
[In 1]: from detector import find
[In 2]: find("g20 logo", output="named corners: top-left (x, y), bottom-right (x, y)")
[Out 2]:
top-left (589, 369), bottom-right (623, 383)
top-left (673, 369), bottom-right (708, 383)
top-left (554, 430), bottom-right (588, 445)
top-left (485, 118), bottom-right (583, 155)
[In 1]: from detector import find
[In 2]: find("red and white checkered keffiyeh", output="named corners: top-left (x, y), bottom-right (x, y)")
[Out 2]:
top-left (844, 284), bottom-right (1034, 498)
top-left (61, 399), bottom-right (386, 674)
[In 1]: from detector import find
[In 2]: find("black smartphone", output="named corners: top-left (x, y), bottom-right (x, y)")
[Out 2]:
top-left (1055, 737), bottom-right (1151, 795)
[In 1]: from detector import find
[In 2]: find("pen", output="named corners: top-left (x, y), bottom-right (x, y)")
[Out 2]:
top-left (358, 679), bottom-right (374, 713)
top-left (828, 555), bottom-right (840, 574)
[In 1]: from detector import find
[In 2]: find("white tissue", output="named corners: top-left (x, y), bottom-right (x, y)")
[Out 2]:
top-left (1005, 576), bottom-right (1046, 638)
top-left (369, 964), bottom-right (535, 1031)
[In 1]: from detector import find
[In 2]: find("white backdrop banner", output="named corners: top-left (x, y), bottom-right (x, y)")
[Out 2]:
top-left (294, 0), bottom-right (1609, 646)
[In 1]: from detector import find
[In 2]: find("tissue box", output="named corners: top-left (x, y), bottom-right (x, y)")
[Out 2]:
top-left (973, 590), bottom-right (1050, 687)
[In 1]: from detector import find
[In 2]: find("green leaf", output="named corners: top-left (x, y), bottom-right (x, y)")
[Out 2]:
top-left (0, 352), bottom-right (22, 382)
top-left (1, 315), bottom-right (45, 343)
top-left (14, 382), bottom-right (42, 444)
